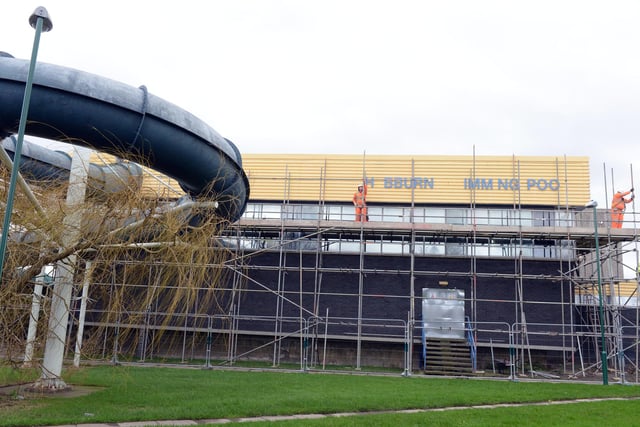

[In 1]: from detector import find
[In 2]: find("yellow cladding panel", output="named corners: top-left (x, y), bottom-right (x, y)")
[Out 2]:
top-left (242, 154), bottom-right (591, 207)
top-left (140, 171), bottom-right (183, 199)
top-left (82, 152), bottom-right (590, 206)
top-left (576, 281), bottom-right (638, 298)
top-left (87, 151), bottom-right (184, 199)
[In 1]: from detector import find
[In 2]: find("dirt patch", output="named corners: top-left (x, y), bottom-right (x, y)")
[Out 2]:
top-left (0, 383), bottom-right (103, 408)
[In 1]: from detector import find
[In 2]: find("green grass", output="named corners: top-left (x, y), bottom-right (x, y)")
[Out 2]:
top-left (248, 400), bottom-right (640, 426)
top-left (0, 364), bottom-right (40, 387)
top-left (1, 365), bottom-right (639, 426)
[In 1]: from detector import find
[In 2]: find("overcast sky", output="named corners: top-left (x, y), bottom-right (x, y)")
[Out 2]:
top-left (2, 1), bottom-right (640, 207)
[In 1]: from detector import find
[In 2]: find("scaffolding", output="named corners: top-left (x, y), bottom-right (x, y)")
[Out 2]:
top-left (58, 160), bottom-right (637, 383)
top-left (4, 154), bottom-right (640, 383)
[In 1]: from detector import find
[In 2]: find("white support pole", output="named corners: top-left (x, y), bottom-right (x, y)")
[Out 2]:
top-left (73, 261), bottom-right (92, 367)
top-left (23, 272), bottom-right (45, 367)
top-left (322, 308), bottom-right (329, 371)
top-left (36, 146), bottom-right (91, 390)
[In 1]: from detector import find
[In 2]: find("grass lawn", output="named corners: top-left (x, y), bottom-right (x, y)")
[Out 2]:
top-left (1, 364), bottom-right (639, 426)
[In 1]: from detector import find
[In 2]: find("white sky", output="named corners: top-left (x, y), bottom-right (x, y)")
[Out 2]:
top-left (2, 1), bottom-right (640, 208)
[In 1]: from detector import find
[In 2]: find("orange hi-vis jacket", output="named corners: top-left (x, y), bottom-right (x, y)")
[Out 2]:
top-left (611, 190), bottom-right (632, 212)
top-left (353, 184), bottom-right (367, 207)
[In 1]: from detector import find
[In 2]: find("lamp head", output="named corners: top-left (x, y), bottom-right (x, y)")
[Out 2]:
top-left (29, 6), bottom-right (53, 32)
top-left (585, 200), bottom-right (598, 208)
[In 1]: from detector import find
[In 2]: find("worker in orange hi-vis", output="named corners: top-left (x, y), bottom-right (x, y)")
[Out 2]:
top-left (353, 180), bottom-right (368, 222)
top-left (610, 188), bottom-right (634, 228)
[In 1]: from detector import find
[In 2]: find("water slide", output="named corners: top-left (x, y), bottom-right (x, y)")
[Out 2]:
top-left (2, 135), bottom-right (145, 195)
top-left (0, 53), bottom-right (249, 222)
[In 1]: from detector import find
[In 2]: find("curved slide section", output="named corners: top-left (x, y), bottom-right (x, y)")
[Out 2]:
top-left (0, 54), bottom-right (249, 222)
top-left (2, 136), bottom-right (144, 195)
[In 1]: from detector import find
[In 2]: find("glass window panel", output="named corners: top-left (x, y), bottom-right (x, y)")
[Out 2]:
top-left (364, 240), bottom-right (382, 254)
top-left (260, 204), bottom-right (282, 219)
top-left (382, 241), bottom-right (405, 255)
top-left (473, 243), bottom-right (490, 257)
top-left (532, 245), bottom-right (548, 258)
top-left (411, 207), bottom-right (427, 223)
top-left (556, 210), bottom-right (574, 227)
top-left (339, 241), bottom-right (361, 253)
top-left (519, 244), bottom-right (534, 257)
top-left (446, 208), bottom-right (467, 225)
top-left (282, 204), bottom-right (301, 219)
top-left (366, 206), bottom-right (381, 222)
top-left (378, 207), bottom-right (403, 222)
top-left (487, 209), bottom-right (506, 226)
top-left (325, 205), bottom-right (348, 221)
top-left (511, 210), bottom-right (533, 227)
top-left (472, 209), bottom-right (489, 225)
top-left (417, 243), bottom-right (445, 255)
top-left (301, 204), bottom-right (321, 220)
top-left (559, 240), bottom-right (575, 260)
top-left (241, 203), bottom-right (259, 219)
top-left (424, 208), bottom-right (446, 224)
top-left (238, 203), bottom-right (584, 260)
top-left (445, 242), bottom-right (466, 256)
top-left (488, 242), bottom-right (504, 257)
top-left (402, 208), bottom-right (414, 223)
top-left (532, 210), bottom-right (554, 227)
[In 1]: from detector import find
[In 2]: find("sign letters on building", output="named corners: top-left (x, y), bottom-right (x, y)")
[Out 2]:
top-left (366, 177), bottom-right (561, 191)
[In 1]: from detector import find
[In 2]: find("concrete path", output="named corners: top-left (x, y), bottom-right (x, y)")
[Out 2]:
top-left (40, 396), bottom-right (640, 426)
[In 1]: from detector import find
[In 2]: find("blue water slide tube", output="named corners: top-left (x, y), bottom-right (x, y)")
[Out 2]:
top-left (0, 53), bottom-right (249, 222)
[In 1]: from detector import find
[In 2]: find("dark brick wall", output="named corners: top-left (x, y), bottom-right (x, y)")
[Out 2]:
top-left (232, 251), bottom-right (573, 349)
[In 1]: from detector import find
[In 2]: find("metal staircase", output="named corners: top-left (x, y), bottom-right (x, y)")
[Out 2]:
top-left (423, 338), bottom-right (473, 375)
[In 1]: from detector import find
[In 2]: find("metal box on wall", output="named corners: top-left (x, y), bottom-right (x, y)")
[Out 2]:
top-left (422, 288), bottom-right (465, 339)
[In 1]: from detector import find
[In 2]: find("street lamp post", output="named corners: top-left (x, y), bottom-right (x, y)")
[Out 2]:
top-left (0, 6), bottom-right (53, 281)
top-left (586, 200), bottom-right (608, 385)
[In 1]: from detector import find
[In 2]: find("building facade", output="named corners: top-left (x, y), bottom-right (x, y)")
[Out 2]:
top-left (84, 154), bottom-right (639, 379)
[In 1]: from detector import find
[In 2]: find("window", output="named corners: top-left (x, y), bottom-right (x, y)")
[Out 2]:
top-left (446, 209), bottom-right (466, 225)
top-left (420, 208), bottom-right (442, 224)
